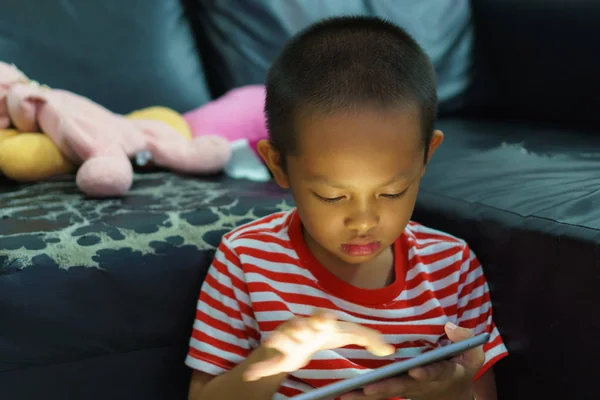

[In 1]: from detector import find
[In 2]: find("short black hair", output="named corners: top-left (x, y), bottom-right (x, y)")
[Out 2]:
top-left (265, 15), bottom-right (438, 167)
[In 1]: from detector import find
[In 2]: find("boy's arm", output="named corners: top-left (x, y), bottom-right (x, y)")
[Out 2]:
top-left (188, 345), bottom-right (288, 400)
top-left (472, 369), bottom-right (497, 400)
top-left (457, 244), bottom-right (507, 400)
top-left (186, 238), bottom-right (280, 398)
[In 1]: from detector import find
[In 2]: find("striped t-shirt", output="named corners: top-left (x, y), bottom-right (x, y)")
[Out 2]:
top-left (186, 209), bottom-right (508, 399)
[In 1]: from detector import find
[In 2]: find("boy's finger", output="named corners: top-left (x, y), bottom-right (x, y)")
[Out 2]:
top-left (408, 359), bottom-right (457, 381)
top-left (243, 353), bottom-right (287, 381)
top-left (282, 318), bottom-right (314, 343)
top-left (264, 331), bottom-right (303, 354)
top-left (344, 324), bottom-right (395, 357)
top-left (308, 309), bottom-right (337, 331)
top-left (444, 323), bottom-right (485, 371)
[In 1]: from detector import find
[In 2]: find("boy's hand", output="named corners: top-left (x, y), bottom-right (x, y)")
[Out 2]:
top-left (341, 323), bottom-right (485, 400)
top-left (243, 309), bottom-right (395, 382)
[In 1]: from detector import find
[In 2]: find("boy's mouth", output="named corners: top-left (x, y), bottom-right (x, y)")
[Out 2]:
top-left (340, 241), bottom-right (381, 256)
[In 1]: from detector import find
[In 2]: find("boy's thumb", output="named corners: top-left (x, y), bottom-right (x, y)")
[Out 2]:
top-left (444, 322), bottom-right (485, 371)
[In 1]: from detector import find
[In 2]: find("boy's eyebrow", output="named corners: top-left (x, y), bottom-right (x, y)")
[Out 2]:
top-left (308, 171), bottom-right (412, 189)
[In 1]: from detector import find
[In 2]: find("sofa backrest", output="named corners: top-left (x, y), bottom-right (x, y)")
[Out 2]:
top-left (465, 0), bottom-right (600, 131)
top-left (0, 0), bottom-right (212, 114)
top-left (0, 0), bottom-right (475, 117)
top-left (189, 0), bottom-right (474, 115)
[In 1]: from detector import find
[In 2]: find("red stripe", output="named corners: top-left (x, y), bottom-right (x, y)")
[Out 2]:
top-left (474, 350), bottom-right (509, 381)
top-left (237, 234), bottom-right (295, 251)
top-left (191, 328), bottom-right (248, 358)
top-left (194, 309), bottom-right (247, 340)
top-left (415, 245), bottom-right (464, 266)
top-left (458, 291), bottom-right (491, 320)
top-left (187, 348), bottom-right (235, 370)
top-left (278, 384), bottom-right (304, 398)
top-left (404, 263), bottom-right (461, 290)
top-left (225, 211), bottom-right (287, 240)
top-left (248, 280), bottom-right (457, 322)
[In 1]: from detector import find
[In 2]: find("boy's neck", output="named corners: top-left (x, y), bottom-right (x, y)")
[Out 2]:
top-left (302, 229), bottom-right (396, 290)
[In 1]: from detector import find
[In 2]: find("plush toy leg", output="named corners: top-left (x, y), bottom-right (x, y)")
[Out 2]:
top-left (76, 153), bottom-right (133, 197)
top-left (0, 131), bottom-right (75, 181)
top-left (146, 133), bottom-right (232, 174)
top-left (61, 115), bottom-right (134, 197)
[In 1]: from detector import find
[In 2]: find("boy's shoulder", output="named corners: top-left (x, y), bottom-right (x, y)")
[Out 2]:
top-left (405, 220), bottom-right (468, 248)
top-left (404, 221), bottom-right (475, 268)
top-left (222, 209), bottom-right (294, 245)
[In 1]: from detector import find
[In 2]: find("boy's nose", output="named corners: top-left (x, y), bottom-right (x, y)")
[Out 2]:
top-left (345, 210), bottom-right (379, 233)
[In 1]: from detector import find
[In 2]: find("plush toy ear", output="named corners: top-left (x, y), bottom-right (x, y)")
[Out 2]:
top-left (0, 62), bottom-right (28, 129)
top-left (6, 83), bottom-right (47, 133)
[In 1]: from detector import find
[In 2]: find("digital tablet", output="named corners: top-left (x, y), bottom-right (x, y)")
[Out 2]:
top-left (290, 332), bottom-right (490, 400)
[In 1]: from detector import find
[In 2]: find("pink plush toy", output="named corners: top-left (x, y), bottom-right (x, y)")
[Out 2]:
top-left (0, 62), bottom-right (231, 197)
top-left (184, 85), bottom-right (268, 156)
top-left (0, 62), bottom-right (25, 129)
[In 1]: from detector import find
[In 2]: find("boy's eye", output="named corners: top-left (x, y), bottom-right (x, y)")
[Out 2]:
top-left (315, 194), bottom-right (345, 203)
top-left (380, 191), bottom-right (407, 200)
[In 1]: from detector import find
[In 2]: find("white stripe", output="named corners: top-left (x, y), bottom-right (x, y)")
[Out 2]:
top-left (201, 283), bottom-right (239, 315)
top-left (457, 270), bottom-right (486, 310)
top-left (406, 247), bottom-right (463, 280)
top-left (201, 282), bottom-right (256, 331)
top-left (211, 250), bottom-right (253, 308)
top-left (292, 367), bottom-right (370, 380)
top-left (188, 337), bottom-right (245, 365)
top-left (256, 314), bottom-right (442, 344)
top-left (276, 378), bottom-right (315, 399)
top-left (228, 212), bottom-right (290, 241)
top-left (251, 290), bottom-right (450, 322)
top-left (191, 320), bottom-right (249, 348)
top-left (402, 269), bottom-right (462, 300)
top-left (184, 354), bottom-right (227, 375)
top-left (334, 346), bottom-right (430, 360)
top-left (460, 301), bottom-right (491, 323)
top-left (484, 341), bottom-right (507, 364)
top-left (235, 237), bottom-right (300, 260)
top-left (247, 270), bottom-right (461, 319)
top-left (408, 223), bottom-right (463, 242)
top-left (243, 253), bottom-right (314, 279)
top-left (197, 296), bottom-right (245, 331)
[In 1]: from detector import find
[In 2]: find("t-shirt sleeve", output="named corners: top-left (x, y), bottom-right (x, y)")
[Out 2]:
top-left (185, 237), bottom-right (259, 375)
top-left (456, 243), bottom-right (508, 380)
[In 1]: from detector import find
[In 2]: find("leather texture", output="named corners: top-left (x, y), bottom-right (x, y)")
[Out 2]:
top-left (464, 0), bottom-right (600, 131)
top-left (0, 0), bottom-right (211, 114)
top-left (190, 0), bottom-right (473, 114)
top-left (415, 118), bottom-right (600, 399)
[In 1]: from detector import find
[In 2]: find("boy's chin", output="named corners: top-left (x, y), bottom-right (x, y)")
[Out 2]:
top-left (334, 249), bottom-right (384, 266)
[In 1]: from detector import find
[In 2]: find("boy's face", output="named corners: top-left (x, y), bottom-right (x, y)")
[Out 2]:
top-left (259, 108), bottom-right (443, 268)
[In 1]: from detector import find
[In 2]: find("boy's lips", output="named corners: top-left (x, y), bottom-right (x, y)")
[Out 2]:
top-left (340, 241), bottom-right (381, 256)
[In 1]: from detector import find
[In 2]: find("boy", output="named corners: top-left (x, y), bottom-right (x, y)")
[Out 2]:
top-left (186, 16), bottom-right (507, 400)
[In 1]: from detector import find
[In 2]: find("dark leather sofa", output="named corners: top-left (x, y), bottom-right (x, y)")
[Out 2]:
top-left (1, 1), bottom-right (598, 399)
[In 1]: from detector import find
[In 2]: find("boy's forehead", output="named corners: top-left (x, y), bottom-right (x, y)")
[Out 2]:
top-left (289, 108), bottom-right (424, 181)
top-left (294, 108), bottom-right (422, 155)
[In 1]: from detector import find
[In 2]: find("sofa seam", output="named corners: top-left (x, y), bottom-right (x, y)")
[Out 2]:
top-left (418, 188), bottom-right (600, 233)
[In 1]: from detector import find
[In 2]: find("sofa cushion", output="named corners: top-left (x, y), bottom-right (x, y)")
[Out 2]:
top-left (192, 0), bottom-right (473, 113)
top-left (0, 0), bottom-right (211, 114)
top-left (0, 346), bottom-right (191, 400)
top-left (414, 118), bottom-right (600, 400)
top-left (0, 173), bottom-right (292, 400)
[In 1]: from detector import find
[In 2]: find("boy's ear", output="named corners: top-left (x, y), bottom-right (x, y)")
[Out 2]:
top-left (420, 130), bottom-right (444, 177)
top-left (426, 130), bottom-right (444, 164)
top-left (257, 139), bottom-right (290, 189)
